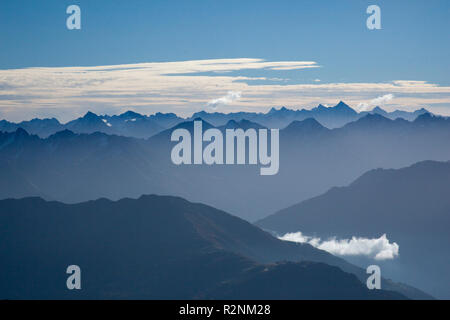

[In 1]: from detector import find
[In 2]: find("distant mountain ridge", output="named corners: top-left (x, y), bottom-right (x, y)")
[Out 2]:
top-left (0, 102), bottom-right (435, 138)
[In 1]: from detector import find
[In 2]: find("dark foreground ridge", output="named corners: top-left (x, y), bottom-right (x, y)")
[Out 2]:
top-left (0, 195), bottom-right (427, 299)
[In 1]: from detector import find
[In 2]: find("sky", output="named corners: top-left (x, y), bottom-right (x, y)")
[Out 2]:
top-left (0, 0), bottom-right (449, 122)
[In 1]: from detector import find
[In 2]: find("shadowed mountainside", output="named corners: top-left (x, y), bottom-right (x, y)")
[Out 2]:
top-left (257, 160), bottom-right (450, 298)
top-left (0, 195), bottom-right (428, 299)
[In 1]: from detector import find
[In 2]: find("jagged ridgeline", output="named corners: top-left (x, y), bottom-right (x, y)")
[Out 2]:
top-left (0, 101), bottom-right (430, 138)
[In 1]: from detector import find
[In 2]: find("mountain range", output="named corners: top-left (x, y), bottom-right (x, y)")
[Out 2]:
top-left (257, 160), bottom-right (450, 299)
top-left (1, 112), bottom-right (449, 221)
top-left (0, 195), bottom-right (428, 299)
top-left (0, 102), bottom-right (431, 138)
top-left (1, 104), bottom-right (448, 300)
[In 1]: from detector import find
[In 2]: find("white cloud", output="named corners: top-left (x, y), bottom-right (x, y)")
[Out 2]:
top-left (279, 232), bottom-right (399, 260)
top-left (357, 94), bottom-right (394, 112)
top-left (370, 93), bottom-right (394, 106)
top-left (207, 91), bottom-right (241, 110)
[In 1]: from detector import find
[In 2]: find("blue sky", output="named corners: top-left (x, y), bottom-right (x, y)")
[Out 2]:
top-left (0, 0), bottom-right (449, 121)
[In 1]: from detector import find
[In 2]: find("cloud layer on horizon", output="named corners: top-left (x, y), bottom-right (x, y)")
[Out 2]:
top-left (0, 58), bottom-right (449, 122)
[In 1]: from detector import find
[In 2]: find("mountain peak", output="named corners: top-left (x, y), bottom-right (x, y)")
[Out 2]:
top-left (413, 112), bottom-right (444, 124)
top-left (25, 117), bottom-right (61, 125)
top-left (283, 118), bottom-right (326, 134)
top-left (225, 119), bottom-right (238, 126)
top-left (119, 110), bottom-right (144, 119)
top-left (192, 110), bottom-right (209, 117)
top-left (15, 127), bottom-right (29, 137)
top-left (341, 113), bottom-right (393, 131)
top-left (49, 129), bottom-right (76, 139)
top-left (372, 106), bottom-right (387, 113)
top-left (268, 106), bottom-right (290, 114)
top-left (82, 111), bottom-right (100, 120)
top-left (153, 112), bottom-right (177, 117)
top-left (172, 118), bottom-right (214, 131)
top-left (414, 107), bottom-right (430, 115)
top-left (268, 107), bottom-right (278, 114)
top-left (334, 101), bottom-right (356, 113)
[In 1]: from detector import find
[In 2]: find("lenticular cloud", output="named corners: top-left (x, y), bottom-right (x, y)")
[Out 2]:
top-left (279, 232), bottom-right (399, 260)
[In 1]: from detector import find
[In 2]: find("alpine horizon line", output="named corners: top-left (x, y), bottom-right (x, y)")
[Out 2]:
top-left (0, 101), bottom-right (434, 124)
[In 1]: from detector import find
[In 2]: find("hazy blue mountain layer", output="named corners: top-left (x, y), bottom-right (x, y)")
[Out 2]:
top-left (257, 160), bottom-right (450, 298)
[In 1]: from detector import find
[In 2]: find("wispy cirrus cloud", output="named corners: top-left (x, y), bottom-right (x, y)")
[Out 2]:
top-left (279, 232), bottom-right (399, 260)
top-left (0, 58), bottom-right (449, 122)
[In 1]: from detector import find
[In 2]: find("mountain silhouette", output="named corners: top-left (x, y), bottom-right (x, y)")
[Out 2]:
top-left (361, 106), bottom-right (430, 121)
top-left (0, 195), bottom-right (423, 299)
top-left (65, 111), bottom-right (113, 134)
top-left (0, 103), bottom-right (436, 138)
top-left (257, 160), bottom-right (450, 298)
top-left (1, 112), bottom-right (450, 221)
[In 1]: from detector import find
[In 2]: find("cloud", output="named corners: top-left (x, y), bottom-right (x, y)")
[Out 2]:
top-left (279, 232), bottom-right (399, 260)
top-left (357, 94), bottom-right (394, 112)
top-left (370, 93), bottom-right (394, 106)
top-left (0, 58), bottom-right (449, 121)
top-left (207, 91), bottom-right (241, 110)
